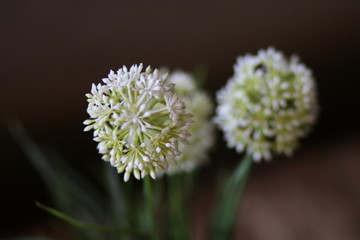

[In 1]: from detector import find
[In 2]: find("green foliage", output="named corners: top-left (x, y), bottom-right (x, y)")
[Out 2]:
top-left (210, 154), bottom-right (253, 240)
top-left (8, 121), bottom-right (132, 239)
top-left (9, 120), bottom-right (253, 240)
top-left (35, 202), bottom-right (125, 233)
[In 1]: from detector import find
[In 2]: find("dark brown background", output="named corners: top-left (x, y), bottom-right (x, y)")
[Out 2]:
top-left (1, 0), bottom-right (360, 238)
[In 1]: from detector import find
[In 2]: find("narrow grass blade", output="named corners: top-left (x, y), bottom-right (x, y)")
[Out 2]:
top-left (104, 164), bottom-right (131, 240)
top-left (8, 120), bottom-right (106, 221)
top-left (35, 202), bottom-right (128, 233)
top-left (210, 154), bottom-right (253, 240)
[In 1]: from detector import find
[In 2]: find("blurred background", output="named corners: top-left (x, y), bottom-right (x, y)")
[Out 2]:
top-left (1, 0), bottom-right (360, 239)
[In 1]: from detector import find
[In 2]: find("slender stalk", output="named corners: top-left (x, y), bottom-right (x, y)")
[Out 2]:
top-left (143, 176), bottom-right (159, 240)
top-left (210, 154), bottom-right (253, 240)
top-left (168, 175), bottom-right (189, 240)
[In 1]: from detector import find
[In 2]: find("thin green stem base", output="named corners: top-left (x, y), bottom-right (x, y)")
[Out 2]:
top-left (143, 176), bottom-right (159, 240)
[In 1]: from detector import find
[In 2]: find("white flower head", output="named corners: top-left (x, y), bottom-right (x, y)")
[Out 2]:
top-left (84, 64), bottom-right (192, 181)
top-left (214, 47), bottom-right (318, 161)
top-left (160, 71), bottom-right (215, 174)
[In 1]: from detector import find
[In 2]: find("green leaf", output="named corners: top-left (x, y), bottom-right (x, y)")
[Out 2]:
top-left (8, 120), bottom-right (106, 222)
top-left (7, 120), bottom-right (63, 193)
top-left (42, 146), bottom-right (106, 221)
top-left (210, 154), bottom-right (253, 240)
top-left (35, 202), bottom-right (128, 233)
top-left (104, 164), bottom-right (130, 239)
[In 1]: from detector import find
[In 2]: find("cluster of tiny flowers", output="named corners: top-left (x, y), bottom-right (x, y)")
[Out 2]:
top-left (214, 47), bottom-right (318, 161)
top-left (84, 64), bottom-right (192, 181)
top-left (162, 71), bottom-right (215, 174)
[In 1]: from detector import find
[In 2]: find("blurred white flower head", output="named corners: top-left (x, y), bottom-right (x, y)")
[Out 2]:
top-left (162, 71), bottom-right (215, 174)
top-left (84, 64), bottom-right (192, 181)
top-left (214, 47), bottom-right (318, 161)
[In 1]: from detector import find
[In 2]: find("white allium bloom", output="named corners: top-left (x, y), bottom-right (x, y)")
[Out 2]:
top-left (214, 47), bottom-right (318, 162)
top-left (162, 71), bottom-right (215, 174)
top-left (84, 64), bottom-right (192, 181)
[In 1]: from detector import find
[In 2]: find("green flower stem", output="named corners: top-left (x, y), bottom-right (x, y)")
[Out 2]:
top-left (104, 165), bottom-right (130, 239)
top-left (211, 154), bottom-right (253, 240)
top-left (143, 176), bottom-right (159, 240)
top-left (168, 175), bottom-right (189, 240)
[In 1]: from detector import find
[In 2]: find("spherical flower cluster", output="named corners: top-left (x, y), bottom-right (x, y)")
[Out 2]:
top-left (214, 47), bottom-right (318, 161)
top-left (84, 64), bottom-right (192, 181)
top-left (163, 71), bottom-right (215, 174)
